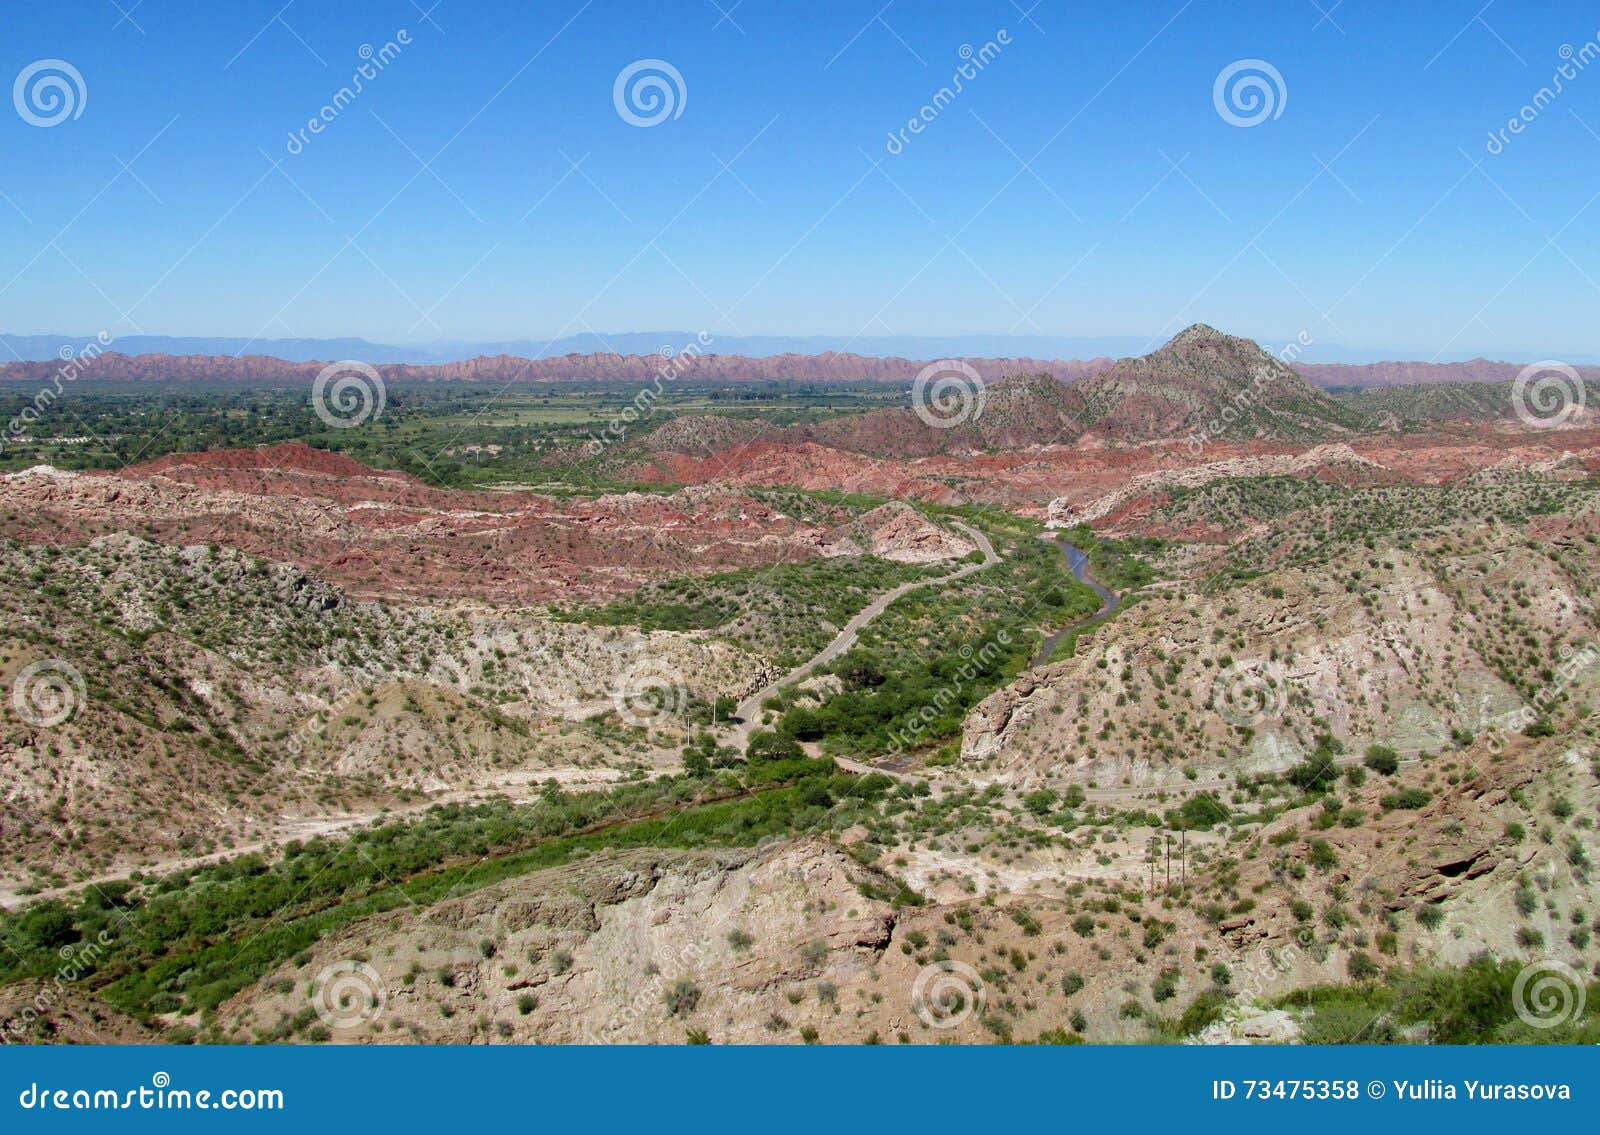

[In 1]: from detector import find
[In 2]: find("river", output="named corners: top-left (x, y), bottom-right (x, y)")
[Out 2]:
top-left (1032, 535), bottom-right (1120, 667)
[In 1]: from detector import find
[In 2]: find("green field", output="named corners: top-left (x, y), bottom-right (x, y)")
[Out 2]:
top-left (0, 380), bottom-right (904, 489)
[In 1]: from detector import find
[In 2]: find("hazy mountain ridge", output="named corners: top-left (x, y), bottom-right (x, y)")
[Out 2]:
top-left (5, 341), bottom-right (1598, 392)
top-left (0, 350), bottom-right (1111, 387)
top-left (8, 331), bottom-right (1598, 367)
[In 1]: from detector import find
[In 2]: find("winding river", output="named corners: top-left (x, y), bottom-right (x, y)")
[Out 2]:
top-left (1031, 536), bottom-right (1121, 667)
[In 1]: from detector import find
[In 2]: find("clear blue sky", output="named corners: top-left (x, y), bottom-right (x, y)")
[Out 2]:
top-left (2, 0), bottom-right (1598, 358)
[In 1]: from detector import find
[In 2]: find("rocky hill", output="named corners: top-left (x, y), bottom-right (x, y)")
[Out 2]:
top-left (1071, 325), bottom-right (1369, 443)
top-left (636, 415), bottom-right (774, 455)
top-left (1343, 379), bottom-right (1600, 429)
top-left (970, 473), bottom-right (1600, 783)
top-left (789, 373), bottom-right (1089, 456)
top-left (1302, 358), bottom-right (1600, 388)
top-left (0, 445), bottom-right (872, 604)
top-left (819, 501), bottom-right (977, 563)
top-left (196, 729), bottom-right (1596, 1045)
top-left (0, 533), bottom-right (770, 890)
top-left (632, 328), bottom-right (1503, 467)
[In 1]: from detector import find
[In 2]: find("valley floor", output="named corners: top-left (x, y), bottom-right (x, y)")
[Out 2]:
top-left (3, 358), bottom-right (1599, 1045)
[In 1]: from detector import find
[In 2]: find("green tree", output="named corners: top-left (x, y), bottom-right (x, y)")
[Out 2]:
top-left (1363, 744), bottom-right (1400, 775)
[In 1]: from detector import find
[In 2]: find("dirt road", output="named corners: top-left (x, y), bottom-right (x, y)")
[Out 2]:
top-left (0, 766), bottom-right (622, 908)
top-left (724, 522), bottom-right (998, 748)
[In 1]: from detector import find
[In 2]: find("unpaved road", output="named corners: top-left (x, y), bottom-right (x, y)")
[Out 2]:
top-left (0, 766), bottom-right (622, 908)
top-left (4, 521), bottom-right (999, 908)
top-left (725, 522), bottom-right (998, 747)
top-left (837, 751), bottom-right (1421, 802)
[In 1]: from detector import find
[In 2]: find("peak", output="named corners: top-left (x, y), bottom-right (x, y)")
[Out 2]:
top-left (1158, 324), bottom-right (1282, 361)
top-left (1166, 323), bottom-right (1229, 348)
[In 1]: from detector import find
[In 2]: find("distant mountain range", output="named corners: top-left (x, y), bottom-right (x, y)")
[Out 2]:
top-left (1, 332), bottom-right (1148, 365)
top-left (0, 350), bottom-right (1111, 386)
top-left (5, 331), bottom-right (1597, 367)
top-left (4, 344), bottom-right (1597, 396)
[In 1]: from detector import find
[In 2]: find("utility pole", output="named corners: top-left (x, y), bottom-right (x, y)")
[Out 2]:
top-left (1165, 834), bottom-right (1172, 890)
top-left (1181, 828), bottom-right (1186, 889)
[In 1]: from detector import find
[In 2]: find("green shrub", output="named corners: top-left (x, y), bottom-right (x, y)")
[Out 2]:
top-left (1176, 988), bottom-right (1229, 1036)
top-left (1347, 952), bottom-right (1380, 980)
top-left (1021, 790), bottom-right (1057, 816)
top-left (1363, 745), bottom-right (1400, 776)
top-left (746, 730), bottom-right (804, 763)
top-left (1288, 754), bottom-right (1340, 793)
top-left (664, 978), bottom-right (700, 1017)
top-left (1380, 787), bottom-right (1430, 811)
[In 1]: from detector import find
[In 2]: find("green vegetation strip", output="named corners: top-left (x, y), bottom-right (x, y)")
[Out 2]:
top-left (0, 381), bottom-right (906, 488)
top-left (0, 760), bottom-right (887, 1018)
top-left (1276, 956), bottom-right (1600, 1045)
top-left (557, 555), bottom-right (943, 668)
top-left (767, 530), bottom-right (1113, 756)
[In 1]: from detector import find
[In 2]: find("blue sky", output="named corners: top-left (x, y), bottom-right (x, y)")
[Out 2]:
top-left (2, 0), bottom-right (1598, 359)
